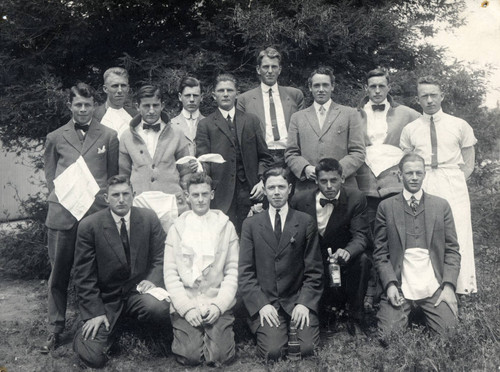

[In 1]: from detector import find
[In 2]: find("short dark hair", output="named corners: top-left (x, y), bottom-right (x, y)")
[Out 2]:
top-left (178, 76), bottom-right (201, 94)
top-left (398, 152), bottom-right (425, 171)
top-left (135, 85), bottom-right (162, 105)
top-left (106, 175), bottom-right (133, 193)
top-left (257, 47), bottom-right (282, 66)
top-left (315, 158), bottom-right (343, 177)
top-left (417, 75), bottom-right (442, 88)
top-left (69, 83), bottom-right (96, 103)
top-left (366, 68), bottom-right (390, 85)
top-left (262, 165), bottom-right (291, 185)
top-left (308, 66), bottom-right (335, 87)
top-left (185, 172), bottom-right (213, 192)
top-left (214, 73), bottom-right (238, 90)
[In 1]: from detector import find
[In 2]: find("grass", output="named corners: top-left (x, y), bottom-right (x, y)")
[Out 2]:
top-left (0, 191), bottom-right (499, 371)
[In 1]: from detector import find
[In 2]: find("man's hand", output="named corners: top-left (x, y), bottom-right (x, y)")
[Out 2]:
top-left (188, 159), bottom-right (199, 173)
top-left (259, 304), bottom-right (280, 328)
top-left (82, 315), bottom-right (110, 340)
top-left (387, 283), bottom-right (404, 307)
top-left (203, 304), bottom-right (221, 325)
top-left (137, 280), bottom-right (156, 294)
top-left (435, 283), bottom-right (458, 317)
top-left (304, 165), bottom-right (316, 181)
top-left (291, 304), bottom-right (310, 330)
top-left (250, 180), bottom-right (265, 201)
top-left (332, 248), bottom-right (351, 264)
top-left (185, 308), bottom-right (204, 328)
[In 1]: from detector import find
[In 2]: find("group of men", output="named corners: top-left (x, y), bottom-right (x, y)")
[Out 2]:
top-left (41, 46), bottom-right (476, 367)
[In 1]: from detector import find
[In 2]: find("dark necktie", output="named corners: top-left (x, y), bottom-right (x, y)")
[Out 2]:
top-left (274, 209), bottom-right (282, 242)
top-left (320, 198), bottom-right (339, 208)
top-left (269, 89), bottom-right (280, 141)
top-left (430, 116), bottom-right (438, 169)
top-left (372, 104), bottom-right (385, 112)
top-left (410, 196), bottom-right (418, 214)
top-left (120, 218), bottom-right (131, 267)
top-left (74, 123), bottom-right (90, 132)
top-left (143, 123), bottom-right (161, 132)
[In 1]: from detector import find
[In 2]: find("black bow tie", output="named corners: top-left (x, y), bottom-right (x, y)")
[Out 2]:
top-left (372, 104), bottom-right (385, 112)
top-left (74, 123), bottom-right (90, 132)
top-left (320, 198), bottom-right (338, 208)
top-left (143, 123), bottom-right (161, 132)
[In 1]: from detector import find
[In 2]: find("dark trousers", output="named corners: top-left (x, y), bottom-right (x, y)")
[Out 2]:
top-left (47, 224), bottom-right (79, 333)
top-left (249, 307), bottom-right (319, 361)
top-left (73, 292), bottom-right (170, 368)
top-left (321, 252), bottom-right (371, 321)
top-left (226, 179), bottom-right (252, 235)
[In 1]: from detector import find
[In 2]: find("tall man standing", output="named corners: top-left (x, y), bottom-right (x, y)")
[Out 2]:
top-left (400, 76), bottom-right (477, 294)
top-left (237, 47), bottom-right (304, 163)
top-left (42, 83), bottom-right (119, 353)
top-left (239, 166), bottom-right (323, 360)
top-left (196, 74), bottom-right (273, 234)
top-left (94, 67), bottom-right (137, 139)
top-left (285, 67), bottom-right (365, 198)
top-left (374, 153), bottom-right (460, 342)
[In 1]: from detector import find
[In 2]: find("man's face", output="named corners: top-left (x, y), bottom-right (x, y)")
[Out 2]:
top-left (316, 170), bottom-right (344, 200)
top-left (67, 94), bottom-right (95, 125)
top-left (212, 80), bottom-right (237, 111)
top-left (417, 83), bottom-right (444, 115)
top-left (178, 86), bottom-right (202, 113)
top-left (186, 182), bottom-right (213, 216)
top-left (256, 56), bottom-right (282, 87)
top-left (137, 96), bottom-right (164, 124)
top-left (401, 160), bottom-right (426, 194)
top-left (264, 175), bottom-right (291, 209)
top-left (366, 76), bottom-right (390, 104)
top-left (105, 183), bottom-right (133, 216)
top-left (103, 73), bottom-right (130, 109)
top-left (309, 74), bottom-right (334, 105)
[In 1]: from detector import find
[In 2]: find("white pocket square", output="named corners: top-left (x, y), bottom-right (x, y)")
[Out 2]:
top-left (97, 145), bottom-right (106, 154)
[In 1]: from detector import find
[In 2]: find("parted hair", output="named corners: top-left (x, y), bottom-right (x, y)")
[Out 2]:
top-left (178, 76), bottom-right (201, 94)
top-left (257, 47), bottom-right (282, 66)
top-left (366, 67), bottom-right (390, 84)
top-left (214, 73), bottom-right (238, 90)
top-left (398, 152), bottom-right (425, 171)
top-left (185, 172), bottom-right (214, 191)
top-left (308, 66), bottom-right (335, 87)
top-left (69, 83), bottom-right (96, 103)
top-left (106, 175), bottom-right (133, 192)
top-left (262, 165), bottom-right (291, 185)
top-left (103, 67), bottom-right (129, 83)
top-left (316, 158), bottom-right (343, 177)
top-left (135, 85), bottom-right (162, 105)
top-left (417, 75), bottom-right (442, 88)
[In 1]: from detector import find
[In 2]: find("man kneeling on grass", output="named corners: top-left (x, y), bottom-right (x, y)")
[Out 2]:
top-left (164, 172), bottom-right (239, 366)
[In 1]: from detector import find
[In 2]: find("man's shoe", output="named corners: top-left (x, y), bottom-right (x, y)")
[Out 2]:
top-left (40, 333), bottom-right (60, 354)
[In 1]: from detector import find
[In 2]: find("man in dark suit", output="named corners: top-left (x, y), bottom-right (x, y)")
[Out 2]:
top-left (42, 83), bottom-right (119, 353)
top-left (292, 158), bottom-right (371, 335)
top-left (237, 47), bottom-right (304, 164)
top-left (93, 67), bottom-right (137, 139)
top-left (285, 66), bottom-right (365, 198)
top-left (196, 73), bottom-right (273, 234)
top-left (374, 153), bottom-right (460, 343)
top-left (239, 166), bottom-right (323, 360)
top-left (72, 175), bottom-right (170, 368)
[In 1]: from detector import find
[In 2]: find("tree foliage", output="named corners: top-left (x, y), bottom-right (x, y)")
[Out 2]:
top-left (1, 0), bottom-right (497, 159)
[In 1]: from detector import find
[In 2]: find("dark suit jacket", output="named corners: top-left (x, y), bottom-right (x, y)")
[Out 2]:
top-left (239, 208), bottom-right (324, 317)
top-left (44, 119), bottom-right (119, 230)
top-left (373, 192), bottom-right (461, 292)
top-left (196, 109), bottom-right (273, 212)
top-left (93, 104), bottom-right (137, 123)
top-left (236, 85), bottom-right (304, 134)
top-left (291, 187), bottom-right (369, 261)
top-left (73, 206), bottom-right (166, 325)
top-left (285, 102), bottom-right (365, 190)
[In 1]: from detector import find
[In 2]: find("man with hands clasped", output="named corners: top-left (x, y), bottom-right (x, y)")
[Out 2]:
top-left (373, 153), bottom-right (460, 344)
top-left (239, 166), bottom-right (323, 360)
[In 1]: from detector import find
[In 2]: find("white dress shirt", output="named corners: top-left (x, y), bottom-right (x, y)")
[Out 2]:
top-left (364, 98), bottom-right (390, 145)
top-left (181, 108), bottom-right (200, 139)
top-left (315, 190), bottom-right (340, 236)
top-left (402, 188), bottom-right (423, 206)
top-left (136, 120), bottom-right (166, 158)
top-left (218, 107), bottom-right (236, 122)
top-left (313, 99), bottom-right (332, 130)
top-left (261, 83), bottom-right (288, 150)
top-left (268, 203), bottom-right (289, 231)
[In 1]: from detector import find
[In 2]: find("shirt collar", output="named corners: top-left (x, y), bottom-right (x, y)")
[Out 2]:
top-left (218, 107), bottom-right (236, 119)
top-left (141, 120), bottom-right (164, 129)
top-left (365, 98), bottom-right (389, 109)
top-left (261, 82), bottom-right (279, 93)
top-left (110, 209), bottom-right (131, 224)
top-left (269, 203), bottom-right (289, 217)
top-left (73, 119), bottom-right (92, 127)
top-left (423, 108), bottom-right (444, 122)
top-left (182, 108), bottom-right (200, 120)
top-left (403, 188), bottom-right (423, 202)
top-left (314, 99), bottom-right (332, 113)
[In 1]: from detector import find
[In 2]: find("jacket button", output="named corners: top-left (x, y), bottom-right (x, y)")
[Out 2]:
top-left (152, 164), bottom-right (155, 169)
top-left (140, 150), bottom-right (143, 154)
top-left (151, 177), bottom-right (155, 182)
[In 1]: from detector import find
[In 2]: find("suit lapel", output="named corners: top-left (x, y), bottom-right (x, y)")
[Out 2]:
top-left (258, 212), bottom-right (279, 252)
top-left (213, 110), bottom-right (235, 146)
top-left (234, 110), bottom-right (245, 147)
top-left (305, 106), bottom-right (321, 137)
top-left (324, 188), bottom-right (347, 239)
top-left (393, 194), bottom-right (406, 250)
top-left (253, 89), bottom-right (266, 134)
top-left (422, 193), bottom-right (436, 250)
top-left (320, 103), bottom-right (341, 138)
top-left (102, 209), bottom-right (129, 268)
top-left (129, 207), bottom-right (143, 273)
top-left (81, 119), bottom-right (102, 156)
top-left (62, 120), bottom-right (84, 152)
top-left (278, 86), bottom-right (292, 128)
top-left (277, 209), bottom-right (299, 255)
